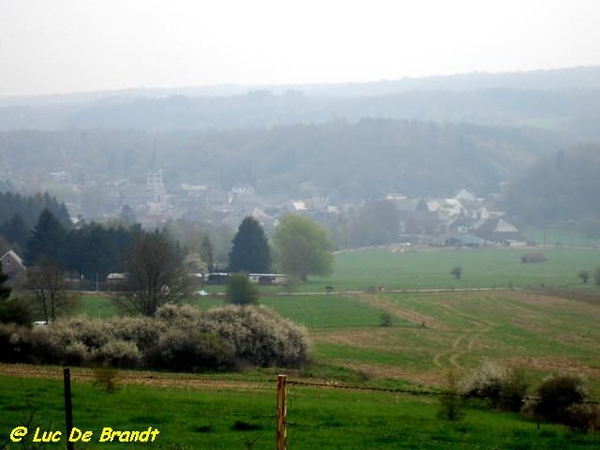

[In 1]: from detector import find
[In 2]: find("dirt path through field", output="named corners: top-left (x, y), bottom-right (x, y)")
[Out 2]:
top-left (351, 292), bottom-right (443, 329)
top-left (430, 303), bottom-right (494, 370)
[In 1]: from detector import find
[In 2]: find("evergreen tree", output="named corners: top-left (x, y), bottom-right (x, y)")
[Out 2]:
top-left (228, 217), bottom-right (271, 273)
top-left (1, 214), bottom-right (31, 254)
top-left (0, 262), bottom-right (11, 301)
top-left (25, 209), bottom-right (67, 265)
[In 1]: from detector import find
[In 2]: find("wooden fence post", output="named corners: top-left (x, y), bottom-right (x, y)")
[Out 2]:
top-left (63, 368), bottom-right (74, 450)
top-left (276, 374), bottom-right (287, 450)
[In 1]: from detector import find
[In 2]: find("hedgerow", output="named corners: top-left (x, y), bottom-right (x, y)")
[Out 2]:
top-left (0, 304), bottom-right (310, 372)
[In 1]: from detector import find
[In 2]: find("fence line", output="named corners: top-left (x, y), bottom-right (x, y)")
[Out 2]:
top-left (3, 367), bottom-right (599, 405)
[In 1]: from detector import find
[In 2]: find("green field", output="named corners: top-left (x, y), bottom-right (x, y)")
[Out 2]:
top-left (3, 247), bottom-right (600, 448)
top-left (308, 246), bottom-right (600, 291)
top-left (1, 369), bottom-right (599, 450)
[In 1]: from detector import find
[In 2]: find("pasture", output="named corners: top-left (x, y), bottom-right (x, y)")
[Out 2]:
top-left (3, 246), bottom-right (600, 448)
top-left (308, 246), bottom-right (600, 291)
top-left (1, 366), bottom-right (599, 450)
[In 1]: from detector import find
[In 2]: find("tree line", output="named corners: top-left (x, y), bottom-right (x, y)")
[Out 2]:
top-left (0, 119), bottom-right (557, 202)
top-left (502, 143), bottom-right (600, 232)
top-left (0, 191), bottom-right (70, 254)
top-left (1, 207), bottom-right (334, 320)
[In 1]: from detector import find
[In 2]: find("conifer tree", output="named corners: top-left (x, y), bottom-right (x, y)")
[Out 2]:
top-left (229, 217), bottom-right (271, 273)
top-left (25, 209), bottom-right (67, 265)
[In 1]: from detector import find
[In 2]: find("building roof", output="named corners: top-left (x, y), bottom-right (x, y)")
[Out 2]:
top-left (0, 250), bottom-right (25, 268)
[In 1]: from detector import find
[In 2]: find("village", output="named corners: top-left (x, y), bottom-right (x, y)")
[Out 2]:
top-left (35, 168), bottom-right (530, 247)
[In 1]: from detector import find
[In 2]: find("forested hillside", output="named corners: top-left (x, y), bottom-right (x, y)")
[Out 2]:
top-left (0, 119), bottom-right (557, 199)
top-left (502, 143), bottom-right (600, 228)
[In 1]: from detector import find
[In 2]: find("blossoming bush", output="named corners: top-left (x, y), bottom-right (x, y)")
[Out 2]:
top-left (0, 304), bottom-right (310, 372)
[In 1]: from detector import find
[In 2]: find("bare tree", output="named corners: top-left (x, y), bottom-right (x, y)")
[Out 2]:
top-left (119, 229), bottom-right (191, 316)
top-left (26, 257), bottom-right (78, 322)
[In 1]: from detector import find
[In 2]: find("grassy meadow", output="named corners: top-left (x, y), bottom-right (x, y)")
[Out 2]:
top-left (309, 246), bottom-right (600, 291)
top-left (2, 246), bottom-right (600, 448)
top-left (1, 368), bottom-right (599, 450)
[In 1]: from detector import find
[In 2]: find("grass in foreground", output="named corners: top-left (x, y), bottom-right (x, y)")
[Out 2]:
top-left (0, 373), bottom-right (598, 450)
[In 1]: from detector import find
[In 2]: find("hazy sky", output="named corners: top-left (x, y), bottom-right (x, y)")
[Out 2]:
top-left (1, 0), bottom-right (599, 97)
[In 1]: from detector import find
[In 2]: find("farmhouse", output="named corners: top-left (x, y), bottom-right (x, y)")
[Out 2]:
top-left (0, 249), bottom-right (27, 287)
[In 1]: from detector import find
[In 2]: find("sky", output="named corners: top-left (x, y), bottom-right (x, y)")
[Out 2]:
top-left (1, 0), bottom-right (599, 97)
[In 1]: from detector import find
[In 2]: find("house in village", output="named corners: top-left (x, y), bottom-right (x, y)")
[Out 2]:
top-left (471, 216), bottom-right (528, 246)
top-left (0, 250), bottom-right (27, 287)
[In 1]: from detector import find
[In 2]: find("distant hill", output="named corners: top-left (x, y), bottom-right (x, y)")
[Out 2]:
top-left (0, 67), bottom-right (599, 139)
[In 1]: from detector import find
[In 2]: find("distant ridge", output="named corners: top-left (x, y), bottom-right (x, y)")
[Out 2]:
top-left (2, 66), bottom-right (600, 107)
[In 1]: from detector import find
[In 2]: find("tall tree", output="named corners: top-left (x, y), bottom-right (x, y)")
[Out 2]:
top-left (229, 217), bottom-right (271, 273)
top-left (273, 215), bottom-right (334, 282)
top-left (25, 257), bottom-right (78, 322)
top-left (120, 229), bottom-right (190, 316)
top-left (200, 235), bottom-right (214, 272)
top-left (1, 214), bottom-right (30, 255)
top-left (25, 209), bottom-right (67, 265)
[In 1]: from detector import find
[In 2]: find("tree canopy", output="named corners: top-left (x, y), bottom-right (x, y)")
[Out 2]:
top-left (228, 216), bottom-right (271, 273)
top-left (25, 209), bottom-right (67, 265)
top-left (226, 272), bottom-right (258, 305)
top-left (273, 214), bottom-right (334, 281)
top-left (503, 144), bottom-right (600, 226)
top-left (120, 229), bottom-right (189, 316)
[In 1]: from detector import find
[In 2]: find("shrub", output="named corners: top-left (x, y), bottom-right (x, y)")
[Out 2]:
top-left (578, 270), bottom-right (590, 284)
top-left (0, 297), bottom-right (33, 326)
top-left (226, 272), bottom-right (258, 305)
top-left (199, 305), bottom-right (310, 368)
top-left (438, 371), bottom-right (465, 421)
top-left (566, 403), bottom-right (600, 433)
top-left (91, 339), bottom-right (141, 368)
top-left (0, 304), bottom-right (310, 373)
top-left (52, 316), bottom-right (114, 349)
top-left (525, 373), bottom-right (589, 425)
top-left (151, 329), bottom-right (234, 372)
top-left (93, 364), bottom-right (120, 393)
top-left (0, 323), bottom-right (32, 363)
top-left (461, 361), bottom-right (529, 412)
top-left (155, 303), bottom-right (202, 330)
top-left (451, 266), bottom-right (463, 279)
top-left (62, 341), bottom-right (89, 366)
top-left (595, 268), bottom-right (600, 286)
top-left (380, 312), bottom-right (392, 327)
top-left (29, 325), bottom-right (64, 364)
top-left (110, 315), bottom-right (165, 352)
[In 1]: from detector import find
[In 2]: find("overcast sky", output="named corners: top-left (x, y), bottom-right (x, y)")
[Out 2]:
top-left (1, 0), bottom-right (599, 97)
